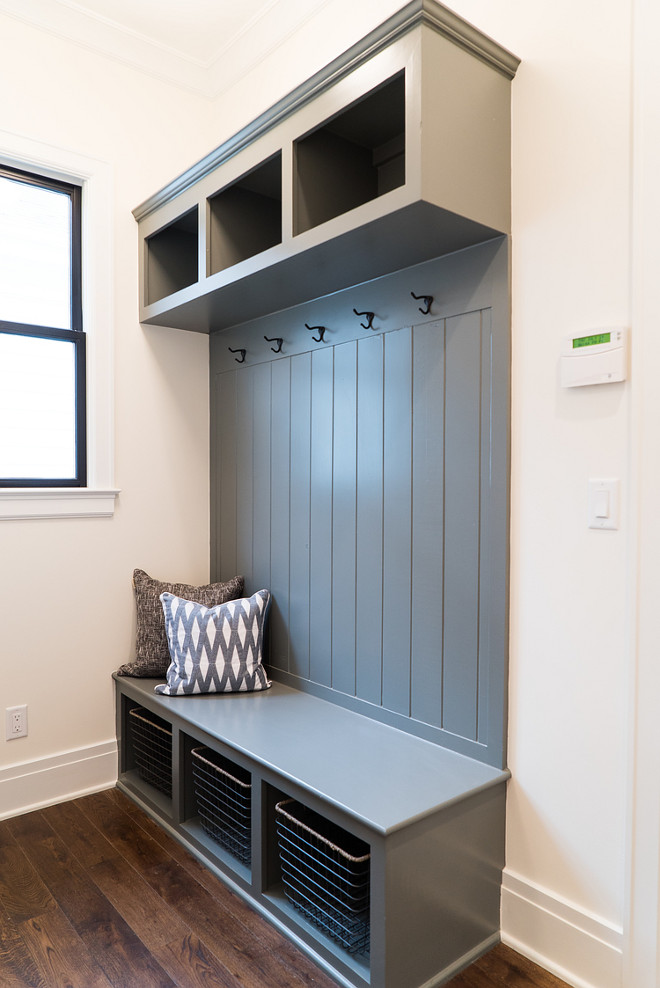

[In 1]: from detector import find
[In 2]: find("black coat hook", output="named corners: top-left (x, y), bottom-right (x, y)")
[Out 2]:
top-left (264, 335), bottom-right (283, 354)
top-left (353, 308), bottom-right (375, 330)
top-left (228, 346), bottom-right (246, 363)
top-left (411, 292), bottom-right (433, 316)
top-left (305, 323), bottom-right (326, 343)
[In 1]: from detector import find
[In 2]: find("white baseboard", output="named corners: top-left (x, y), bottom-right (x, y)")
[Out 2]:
top-left (501, 869), bottom-right (623, 988)
top-left (0, 740), bottom-right (118, 820)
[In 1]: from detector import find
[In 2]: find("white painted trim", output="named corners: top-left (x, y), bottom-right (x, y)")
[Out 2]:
top-left (0, 740), bottom-right (118, 820)
top-left (624, 2), bottom-right (660, 986)
top-left (0, 128), bottom-right (115, 520)
top-left (501, 870), bottom-right (623, 988)
top-left (0, 0), bottom-right (333, 98)
top-left (0, 0), bottom-right (209, 95)
top-left (0, 487), bottom-right (120, 520)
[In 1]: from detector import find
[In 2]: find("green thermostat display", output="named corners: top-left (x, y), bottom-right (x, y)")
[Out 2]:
top-left (573, 332), bottom-right (611, 349)
top-left (561, 327), bottom-right (627, 387)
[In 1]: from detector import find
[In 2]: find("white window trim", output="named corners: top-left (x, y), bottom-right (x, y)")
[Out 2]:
top-left (0, 129), bottom-right (118, 519)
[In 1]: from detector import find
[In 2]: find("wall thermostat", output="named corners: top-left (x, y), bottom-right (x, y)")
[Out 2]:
top-left (560, 327), bottom-right (628, 388)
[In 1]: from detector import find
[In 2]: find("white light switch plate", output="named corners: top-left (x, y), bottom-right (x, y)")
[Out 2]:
top-left (588, 478), bottom-right (619, 530)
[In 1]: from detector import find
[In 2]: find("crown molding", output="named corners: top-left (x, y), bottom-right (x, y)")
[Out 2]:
top-left (0, 0), bottom-right (519, 116)
top-left (0, 0), bottom-right (212, 94)
top-left (0, 0), bottom-right (336, 98)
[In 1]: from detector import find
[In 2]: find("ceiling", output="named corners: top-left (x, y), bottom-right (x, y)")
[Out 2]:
top-left (0, 0), bottom-right (333, 95)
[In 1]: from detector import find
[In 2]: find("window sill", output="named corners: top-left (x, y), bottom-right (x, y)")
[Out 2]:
top-left (0, 488), bottom-right (120, 520)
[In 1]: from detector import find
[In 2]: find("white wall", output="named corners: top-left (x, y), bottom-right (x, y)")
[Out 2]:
top-left (624, 2), bottom-right (660, 985)
top-left (453, 3), bottom-right (632, 984)
top-left (0, 15), bottom-right (214, 807)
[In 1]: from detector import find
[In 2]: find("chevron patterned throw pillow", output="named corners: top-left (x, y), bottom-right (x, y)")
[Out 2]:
top-left (154, 589), bottom-right (271, 696)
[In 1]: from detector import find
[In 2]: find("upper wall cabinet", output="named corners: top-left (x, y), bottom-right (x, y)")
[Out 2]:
top-left (134, 0), bottom-right (519, 333)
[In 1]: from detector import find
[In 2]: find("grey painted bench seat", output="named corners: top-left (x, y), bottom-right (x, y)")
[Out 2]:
top-left (114, 673), bottom-right (509, 988)
top-left (116, 675), bottom-right (507, 834)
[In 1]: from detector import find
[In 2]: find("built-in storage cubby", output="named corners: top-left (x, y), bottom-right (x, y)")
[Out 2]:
top-left (175, 730), bottom-right (253, 883)
top-left (208, 152), bottom-right (282, 274)
top-left (260, 782), bottom-right (371, 986)
top-left (120, 699), bottom-right (173, 817)
top-left (190, 744), bottom-right (252, 864)
top-left (133, 0), bottom-right (519, 331)
top-left (294, 72), bottom-right (404, 234)
top-left (145, 205), bottom-right (198, 304)
top-left (274, 798), bottom-right (371, 955)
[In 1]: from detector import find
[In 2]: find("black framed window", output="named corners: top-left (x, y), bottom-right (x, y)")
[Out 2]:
top-left (0, 164), bottom-right (85, 487)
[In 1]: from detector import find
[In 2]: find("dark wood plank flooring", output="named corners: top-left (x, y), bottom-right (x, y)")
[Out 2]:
top-left (0, 789), bottom-right (570, 987)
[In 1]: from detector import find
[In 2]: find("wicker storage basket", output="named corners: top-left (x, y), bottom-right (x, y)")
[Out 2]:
top-left (275, 798), bottom-right (370, 954)
top-left (191, 747), bottom-right (252, 864)
top-left (128, 706), bottom-right (172, 797)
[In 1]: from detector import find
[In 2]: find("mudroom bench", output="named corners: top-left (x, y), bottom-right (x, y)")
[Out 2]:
top-left (114, 674), bottom-right (509, 988)
top-left (121, 6), bottom-right (518, 982)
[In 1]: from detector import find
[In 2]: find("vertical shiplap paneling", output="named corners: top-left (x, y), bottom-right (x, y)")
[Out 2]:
top-left (269, 357), bottom-right (291, 672)
top-left (382, 327), bottom-right (413, 716)
top-left (309, 346), bottom-right (334, 687)
top-left (235, 366), bottom-right (255, 591)
top-left (477, 309), bottom-right (493, 744)
top-left (411, 320), bottom-right (445, 728)
top-left (289, 352), bottom-right (312, 680)
top-left (210, 242), bottom-right (508, 764)
top-left (442, 311), bottom-right (482, 739)
top-left (252, 362), bottom-right (272, 593)
top-left (331, 340), bottom-right (358, 695)
top-left (355, 333), bottom-right (384, 705)
top-left (210, 363), bottom-right (221, 583)
top-left (216, 371), bottom-right (238, 582)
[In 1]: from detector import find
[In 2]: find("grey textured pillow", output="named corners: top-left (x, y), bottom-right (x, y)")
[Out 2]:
top-left (116, 568), bottom-right (244, 678)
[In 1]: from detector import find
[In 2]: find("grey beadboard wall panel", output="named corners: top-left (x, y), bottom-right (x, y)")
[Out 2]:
top-left (332, 340), bottom-right (358, 696)
top-left (235, 369), bottom-right (255, 591)
top-left (289, 352), bottom-right (312, 680)
top-left (215, 371), bottom-right (237, 580)
top-left (356, 333), bottom-right (385, 706)
top-left (410, 318), bottom-right (445, 727)
top-left (382, 327), bottom-right (413, 718)
top-left (309, 347), bottom-right (334, 689)
top-left (210, 239), bottom-right (509, 767)
top-left (252, 361), bottom-right (272, 593)
top-left (442, 311), bottom-right (483, 740)
top-left (477, 308), bottom-right (495, 745)
top-left (269, 357), bottom-right (291, 674)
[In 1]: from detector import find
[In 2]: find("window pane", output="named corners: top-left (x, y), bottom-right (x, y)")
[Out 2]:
top-left (0, 333), bottom-right (76, 480)
top-left (0, 175), bottom-right (72, 330)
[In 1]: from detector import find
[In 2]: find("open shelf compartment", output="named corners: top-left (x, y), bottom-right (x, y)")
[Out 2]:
top-left (274, 797), bottom-right (371, 957)
top-left (125, 702), bottom-right (173, 802)
top-left (294, 71), bottom-right (405, 235)
top-left (189, 744), bottom-right (252, 866)
top-left (146, 205), bottom-right (198, 304)
top-left (208, 152), bottom-right (282, 275)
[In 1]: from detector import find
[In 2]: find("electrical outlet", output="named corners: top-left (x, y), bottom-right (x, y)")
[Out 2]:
top-left (6, 705), bottom-right (27, 740)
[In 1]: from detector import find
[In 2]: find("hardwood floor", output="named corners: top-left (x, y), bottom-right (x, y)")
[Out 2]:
top-left (0, 789), bottom-right (570, 987)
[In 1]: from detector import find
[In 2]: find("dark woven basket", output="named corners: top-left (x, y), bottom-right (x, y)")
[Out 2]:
top-left (128, 707), bottom-right (172, 797)
top-left (191, 747), bottom-right (252, 865)
top-left (275, 799), bottom-right (370, 954)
